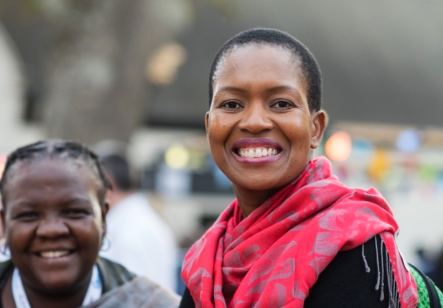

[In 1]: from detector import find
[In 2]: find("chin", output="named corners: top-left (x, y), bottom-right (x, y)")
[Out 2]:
top-left (38, 275), bottom-right (80, 294)
top-left (235, 179), bottom-right (282, 192)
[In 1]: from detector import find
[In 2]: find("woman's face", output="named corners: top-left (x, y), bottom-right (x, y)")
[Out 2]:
top-left (1, 158), bottom-right (107, 294)
top-left (206, 44), bottom-right (326, 194)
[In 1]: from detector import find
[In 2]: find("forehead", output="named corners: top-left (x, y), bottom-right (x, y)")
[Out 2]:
top-left (213, 44), bottom-right (307, 95)
top-left (4, 158), bottom-right (100, 197)
top-left (215, 44), bottom-right (303, 80)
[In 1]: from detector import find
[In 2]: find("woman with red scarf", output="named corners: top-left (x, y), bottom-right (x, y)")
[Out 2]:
top-left (179, 28), bottom-right (418, 308)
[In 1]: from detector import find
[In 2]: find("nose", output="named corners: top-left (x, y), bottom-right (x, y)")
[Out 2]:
top-left (238, 103), bottom-right (273, 134)
top-left (36, 216), bottom-right (70, 239)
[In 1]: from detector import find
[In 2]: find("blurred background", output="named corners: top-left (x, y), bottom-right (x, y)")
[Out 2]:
top-left (0, 0), bottom-right (442, 291)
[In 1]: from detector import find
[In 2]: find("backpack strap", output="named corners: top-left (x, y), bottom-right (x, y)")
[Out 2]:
top-left (409, 263), bottom-right (443, 308)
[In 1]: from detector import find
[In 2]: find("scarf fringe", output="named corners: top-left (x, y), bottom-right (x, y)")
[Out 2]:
top-left (362, 236), bottom-right (401, 308)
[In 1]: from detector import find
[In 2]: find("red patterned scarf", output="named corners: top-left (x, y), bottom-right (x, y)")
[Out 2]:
top-left (182, 157), bottom-right (417, 308)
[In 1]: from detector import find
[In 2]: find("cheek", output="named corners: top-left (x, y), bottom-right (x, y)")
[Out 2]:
top-left (90, 220), bottom-right (104, 242)
top-left (285, 120), bottom-right (312, 145)
top-left (6, 224), bottom-right (34, 253)
top-left (207, 114), bottom-right (231, 152)
top-left (90, 198), bottom-right (105, 230)
top-left (78, 231), bottom-right (101, 258)
top-left (207, 119), bottom-right (233, 173)
top-left (71, 219), bottom-right (102, 246)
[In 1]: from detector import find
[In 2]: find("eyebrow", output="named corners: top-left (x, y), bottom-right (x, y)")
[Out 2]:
top-left (217, 86), bottom-right (246, 93)
top-left (64, 197), bottom-right (91, 205)
top-left (217, 85), bottom-right (301, 94)
top-left (13, 197), bottom-right (91, 208)
top-left (264, 85), bottom-right (300, 94)
top-left (14, 201), bottom-right (36, 208)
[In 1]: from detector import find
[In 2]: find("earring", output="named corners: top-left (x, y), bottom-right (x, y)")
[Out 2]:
top-left (100, 234), bottom-right (112, 252)
top-left (0, 238), bottom-right (10, 257)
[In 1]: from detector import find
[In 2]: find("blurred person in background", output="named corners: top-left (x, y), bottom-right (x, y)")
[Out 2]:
top-left (415, 246), bottom-right (435, 274)
top-left (0, 161), bottom-right (8, 262)
top-left (0, 193), bottom-right (8, 263)
top-left (99, 153), bottom-right (178, 291)
top-left (0, 193), bottom-right (3, 240)
top-left (179, 28), bottom-right (419, 307)
top-left (426, 247), bottom-right (443, 291)
top-left (0, 155), bottom-right (4, 241)
top-left (0, 140), bottom-right (179, 308)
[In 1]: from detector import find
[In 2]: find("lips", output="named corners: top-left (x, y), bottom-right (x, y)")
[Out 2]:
top-left (231, 138), bottom-right (283, 165)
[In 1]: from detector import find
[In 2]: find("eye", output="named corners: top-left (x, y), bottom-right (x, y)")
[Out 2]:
top-left (64, 208), bottom-right (90, 218)
top-left (221, 101), bottom-right (242, 110)
top-left (15, 212), bottom-right (39, 221)
top-left (271, 100), bottom-right (294, 109)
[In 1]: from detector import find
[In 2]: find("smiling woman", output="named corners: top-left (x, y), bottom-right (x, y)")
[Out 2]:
top-left (179, 28), bottom-right (419, 308)
top-left (0, 141), bottom-right (179, 308)
top-left (206, 43), bottom-right (324, 217)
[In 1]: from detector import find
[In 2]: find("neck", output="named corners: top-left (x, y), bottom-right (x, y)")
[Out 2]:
top-left (233, 185), bottom-right (279, 218)
top-left (21, 272), bottom-right (91, 308)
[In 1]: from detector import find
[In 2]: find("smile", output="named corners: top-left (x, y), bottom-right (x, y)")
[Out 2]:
top-left (237, 147), bottom-right (281, 158)
top-left (37, 250), bottom-right (73, 258)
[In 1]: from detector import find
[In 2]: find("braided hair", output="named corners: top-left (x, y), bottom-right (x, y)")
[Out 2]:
top-left (0, 140), bottom-right (112, 207)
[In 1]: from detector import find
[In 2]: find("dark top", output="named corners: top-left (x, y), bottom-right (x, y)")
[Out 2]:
top-left (427, 265), bottom-right (443, 292)
top-left (179, 236), bottom-right (399, 308)
top-left (0, 257), bottom-right (136, 308)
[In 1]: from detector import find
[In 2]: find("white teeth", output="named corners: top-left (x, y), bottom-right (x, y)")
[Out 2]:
top-left (248, 149), bottom-right (254, 158)
top-left (39, 250), bottom-right (70, 258)
top-left (238, 147), bottom-right (280, 158)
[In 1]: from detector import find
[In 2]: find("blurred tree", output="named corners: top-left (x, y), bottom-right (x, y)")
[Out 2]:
top-left (43, 0), bottom-right (193, 143)
top-left (0, 0), bottom-right (193, 143)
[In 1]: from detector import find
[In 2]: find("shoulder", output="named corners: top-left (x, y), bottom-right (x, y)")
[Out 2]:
top-left (0, 260), bottom-right (12, 276)
top-left (86, 276), bottom-right (180, 308)
top-left (179, 288), bottom-right (195, 308)
top-left (0, 260), bottom-right (13, 288)
top-left (130, 276), bottom-right (181, 307)
top-left (305, 236), bottom-right (395, 308)
top-left (96, 256), bottom-right (137, 293)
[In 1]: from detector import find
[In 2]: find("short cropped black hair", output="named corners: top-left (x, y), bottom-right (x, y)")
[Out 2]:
top-left (100, 154), bottom-right (132, 191)
top-left (209, 28), bottom-right (322, 111)
top-left (0, 140), bottom-right (112, 207)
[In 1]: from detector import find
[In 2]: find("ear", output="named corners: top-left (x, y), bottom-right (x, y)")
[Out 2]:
top-left (310, 110), bottom-right (327, 149)
top-left (205, 111), bottom-right (210, 132)
top-left (0, 208), bottom-right (5, 239)
top-left (101, 201), bottom-right (109, 234)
